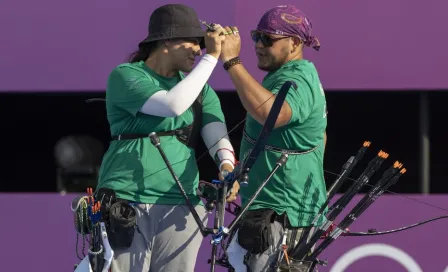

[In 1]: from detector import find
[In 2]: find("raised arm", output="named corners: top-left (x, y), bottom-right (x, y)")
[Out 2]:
top-left (108, 24), bottom-right (227, 117)
top-left (107, 54), bottom-right (218, 117)
top-left (139, 55), bottom-right (218, 117)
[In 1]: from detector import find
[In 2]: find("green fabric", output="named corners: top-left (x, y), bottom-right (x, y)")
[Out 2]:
top-left (239, 59), bottom-right (328, 227)
top-left (97, 61), bottom-right (226, 205)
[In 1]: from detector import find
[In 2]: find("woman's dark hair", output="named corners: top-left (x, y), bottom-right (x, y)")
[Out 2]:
top-left (128, 41), bottom-right (160, 63)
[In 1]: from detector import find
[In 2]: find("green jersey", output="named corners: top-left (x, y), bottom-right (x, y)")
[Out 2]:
top-left (97, 61), bottom-right (226, 205)
top-left (239, 59), bottom-right (327, 227)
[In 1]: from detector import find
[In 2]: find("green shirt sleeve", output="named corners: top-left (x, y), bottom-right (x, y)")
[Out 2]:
top-left (270, 68), bottom-right (314, 125)
top-left (107, 64), bottom-right (163, 116)
top-left (201, 84), bottom-right (226, 128)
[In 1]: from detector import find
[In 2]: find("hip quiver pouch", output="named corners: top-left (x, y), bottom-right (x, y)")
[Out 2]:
top-left (108, 201), bottom-right (137, 250)
top-left (237, 209), bottom-right (276, 254)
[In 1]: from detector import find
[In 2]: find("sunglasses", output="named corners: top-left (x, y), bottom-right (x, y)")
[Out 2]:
top-left (250, 31), bottom-right (290, 47)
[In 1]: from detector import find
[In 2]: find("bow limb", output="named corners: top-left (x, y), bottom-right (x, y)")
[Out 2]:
top-left (342, 215), bottom-right (448, 237)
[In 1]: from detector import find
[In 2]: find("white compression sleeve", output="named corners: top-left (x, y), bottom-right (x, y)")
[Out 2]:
top-left (201, 122), bottom-right (236, 170)
top-left (139, 54), bottom-right (218, 117)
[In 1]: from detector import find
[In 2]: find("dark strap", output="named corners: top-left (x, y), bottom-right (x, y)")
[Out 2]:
top-left (274, 212), bottom-right (297, 229)
top-left (243, 129), bottom-right (319, 155)
top-left (112, 129), bottom-right (179, 140)
top-left (112, 92), bottom-right (204, 149)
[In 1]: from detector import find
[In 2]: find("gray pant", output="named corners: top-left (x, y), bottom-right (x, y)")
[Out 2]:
top-left (111, 204), bottom-right (208, 272)
top-left (246, 222), bottom-right (314, 272)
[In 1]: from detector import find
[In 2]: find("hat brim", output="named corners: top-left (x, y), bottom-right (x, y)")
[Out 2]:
top-left (138, 27), bottom-right (206, 49)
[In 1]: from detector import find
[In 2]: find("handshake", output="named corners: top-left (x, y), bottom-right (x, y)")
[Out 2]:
top-left (200, 20), bottom-right (241, 63)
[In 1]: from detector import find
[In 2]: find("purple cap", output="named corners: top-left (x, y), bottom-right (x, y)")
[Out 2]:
top-left (255, 5), bottom-right (320, 51)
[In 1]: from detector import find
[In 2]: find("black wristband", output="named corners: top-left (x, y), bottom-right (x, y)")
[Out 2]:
top-left (223, 57), bottom-right (241, 71)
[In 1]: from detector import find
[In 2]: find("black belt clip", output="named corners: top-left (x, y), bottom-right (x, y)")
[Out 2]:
top-left (173, 128), bottom-right (189, 143)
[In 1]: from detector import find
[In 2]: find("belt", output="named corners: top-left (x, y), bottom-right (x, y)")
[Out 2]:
top-left (112, 127), bottom-right (189, 141)
top-left (243, 129), bottom-right (319, 155)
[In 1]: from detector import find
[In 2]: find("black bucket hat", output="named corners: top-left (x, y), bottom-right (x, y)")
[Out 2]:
top-left (138, 4), bottom-right (206, 49)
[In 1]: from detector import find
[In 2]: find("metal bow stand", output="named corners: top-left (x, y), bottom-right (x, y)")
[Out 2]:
top-left (150, 131), bottom-right (287, 271)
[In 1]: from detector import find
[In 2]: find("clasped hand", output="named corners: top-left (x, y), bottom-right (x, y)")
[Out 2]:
top-left (203, 24), bottom-right (241, 63)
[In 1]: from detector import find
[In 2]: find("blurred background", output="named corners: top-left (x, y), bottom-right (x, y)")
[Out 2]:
top-left (1, 0), bottom-right (447, 271)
